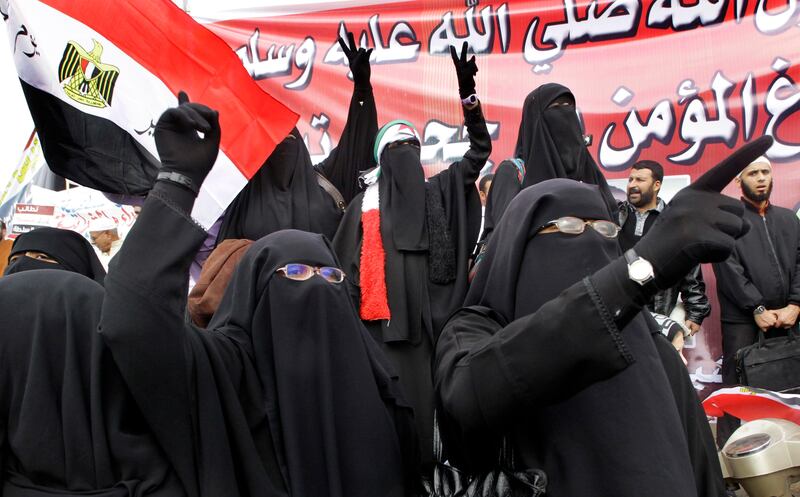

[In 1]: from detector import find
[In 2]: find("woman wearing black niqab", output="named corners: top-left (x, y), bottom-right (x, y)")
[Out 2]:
top-left (4, 226), bottom-right (106, 283)
top-left (216, 34), bottom-right (377, 243)
top-left (432, 134), bottom-right (774, 497)
top-left (515, 83), bottom-right (617, 216)
top-left (99, 94), bottom-right (417, 496)
top-left (437, 180), bottom-right (697, 497)
top-left (0, 270), bottom-right (183, 495)
top-left (332, 43), bottom-right (490, 467)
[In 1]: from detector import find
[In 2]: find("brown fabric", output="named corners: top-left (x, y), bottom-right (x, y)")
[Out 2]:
top-left (188, 239), bottom-right (253, 327)
top-left (0, 239), bottom-right (13, 277)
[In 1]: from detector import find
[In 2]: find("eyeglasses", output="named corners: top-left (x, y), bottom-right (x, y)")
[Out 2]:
top-left (276, 263), bottom-right (345, 284)
top-left (537, 216), bottom-right (620, 239)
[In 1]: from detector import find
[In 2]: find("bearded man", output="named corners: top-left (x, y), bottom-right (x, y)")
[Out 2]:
top-left (713, 155), bottom-right (800, 446)
top-left (619, 160), bottom-right (711, 347)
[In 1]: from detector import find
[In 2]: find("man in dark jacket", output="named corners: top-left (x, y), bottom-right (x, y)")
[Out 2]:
top-left (619, 160), bottom-right (711, 344)
top-left (713, 155), bottom-right (800, 446)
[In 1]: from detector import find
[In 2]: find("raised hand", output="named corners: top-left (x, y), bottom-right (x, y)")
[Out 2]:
top-left (634, 136), bottom-right (773, 289)
top-left (154, 91), bottom-right (221, 195)
top-left (449, 41), bottom-right (478, 100)
top-left (338, 31), bottom-right (373, 89)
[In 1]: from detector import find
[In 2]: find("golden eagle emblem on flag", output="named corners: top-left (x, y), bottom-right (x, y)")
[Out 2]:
top-left (58, 39), bottom-right (119, 108)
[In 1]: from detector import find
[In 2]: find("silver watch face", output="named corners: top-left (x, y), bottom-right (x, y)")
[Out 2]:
top-left (629, 258), bottom-right (654, 283)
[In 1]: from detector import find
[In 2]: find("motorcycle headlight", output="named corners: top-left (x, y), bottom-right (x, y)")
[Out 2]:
top-left (724, 433), bottom-right (772, 458)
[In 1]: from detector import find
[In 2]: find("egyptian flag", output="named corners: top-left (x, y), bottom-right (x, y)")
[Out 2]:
top-left (4, 0), bottom-right (298, 228)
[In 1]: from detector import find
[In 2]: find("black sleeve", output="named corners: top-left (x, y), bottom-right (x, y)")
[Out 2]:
top-left (435, 257), bottom-right (647, 438)
top-left (680, 265), bottom-right (711, 324)
top-left (314, 86), bottom-right (378, 204)
top-left (713, 249), bottom-right (764, 313)
top-left (331, 194), bottom-right (364, 309)
top-left (790, 215), bottom-right (800, 305)
top-left (98, 182), bottom-right (211, 495)
top-left (446, 103), bottom-right (491, 186)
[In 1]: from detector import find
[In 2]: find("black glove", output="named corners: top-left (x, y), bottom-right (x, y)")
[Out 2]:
top-left (635, 136), bottom-right (773, 289)
top-left (449, 41), bottom-right (477, 100)
top-left (154, 91), bottom-right (221, 195)
top-left (338, 32), bottom-right (373, 90)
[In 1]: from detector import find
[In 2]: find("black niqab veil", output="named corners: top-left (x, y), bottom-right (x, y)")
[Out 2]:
top-left (216, 128), bottom-right (342, 242)
top-left (482, 160), bottom-right (523, 238)
top-left (207, 229), bottom-right (414, 497)
top-left (464, 179), bottom-right (697, 497)
top-left (0, 270), bottom-right (181, 495)
top-left (380, 146), bottom-right (428, 251)
top-left (514, 84), bottom-right (617, 215)
top-left (5, 227), bottom-right (106, 283)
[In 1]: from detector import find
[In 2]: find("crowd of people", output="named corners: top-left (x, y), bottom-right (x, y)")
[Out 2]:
top-left (1, 35), bottom-right (798, 497)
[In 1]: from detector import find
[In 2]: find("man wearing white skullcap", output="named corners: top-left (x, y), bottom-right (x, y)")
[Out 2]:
top-left (89, 217), bottom-right (122, 269)
top-left (713, 153), bottom-right (800, 446)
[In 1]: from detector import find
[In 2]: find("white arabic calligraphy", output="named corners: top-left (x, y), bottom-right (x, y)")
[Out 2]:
top-left (599, 98), bottom-right (675, 170)
top-left (429, 4), bottom-right (510, 55)
top-left (324, 15), bottom-right (421, 74)
top-left (670, 71), bottom-right (738, 164)
top-left (523, 0), bottom-right (640, 72)
top-left (421, 119), bottom-right (500, 166)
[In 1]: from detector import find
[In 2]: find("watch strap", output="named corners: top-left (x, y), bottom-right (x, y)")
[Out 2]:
top-left (625, 249), bottom-right (657, 291)
top-left (157, 171), bottom-right (199, 195)
top-left (624, 248), bottom-right (639, 265)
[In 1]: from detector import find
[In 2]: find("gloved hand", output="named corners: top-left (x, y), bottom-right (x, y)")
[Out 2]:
top-left (449, 41), bottom-right (477, 100)
top-left (338, 31), bottom-right (373, 90)
top-left (635, 136), bottom-right (773, 289)
top-left (154, 91), bottom-right (221, 195)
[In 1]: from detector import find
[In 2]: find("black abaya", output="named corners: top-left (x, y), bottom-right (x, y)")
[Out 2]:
top-left (4, 227), bottom-right (106, 283)
top-left (435, 179), bottom-right (720, 497)
top-left (515, 84), bottom-right (617, 216)
top-left (217, 86), bottom-right (377, 243)
top-left (332, 103), bottom-right (490, 466)
top-left (0, 270), bottom-right (182, 496)
top-left (100, 184), bottom-right (415, 497)
top-left (651, 329), bottom-right (727, 497)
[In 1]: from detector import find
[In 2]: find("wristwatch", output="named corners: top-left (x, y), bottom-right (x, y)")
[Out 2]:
top-left (461, 94), bottom-right (478, 106)
top-left (753, 305), bottom-right (767, 316)
top-left (624, 249), bottom-right (655, 287)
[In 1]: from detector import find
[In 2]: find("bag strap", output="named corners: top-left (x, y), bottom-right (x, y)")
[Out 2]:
top-left (316, 171), bottom-right (346, 212)
top-left (756, 324), bottom-right (800, 347)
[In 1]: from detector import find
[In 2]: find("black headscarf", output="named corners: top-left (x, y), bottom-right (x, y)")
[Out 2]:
top-left (465, 179), bottom-right (697, 497)
top-left (216, 128), bottom-right (342, 243)
top-left (207, 229), bottom-right (416, 497)
top-left (0, 270), bottom-right (182, 495)
top-left (5, 227), bottom-right (106, 283)
top-left (482, 159), bottom-right (524, 238)
top-left (515, 83), bottom-right (617, 215)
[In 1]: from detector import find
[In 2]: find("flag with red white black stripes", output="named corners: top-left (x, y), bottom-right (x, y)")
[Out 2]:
top-left (4, 0), bottom-right (298, 228)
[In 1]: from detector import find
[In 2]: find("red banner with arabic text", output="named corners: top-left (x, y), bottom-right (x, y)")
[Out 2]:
top-left (200, 0), bottom-right (800, 398)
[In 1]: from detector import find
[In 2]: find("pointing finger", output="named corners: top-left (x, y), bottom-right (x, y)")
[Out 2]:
top-left (691, 135), bottom-right (773, 193)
